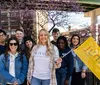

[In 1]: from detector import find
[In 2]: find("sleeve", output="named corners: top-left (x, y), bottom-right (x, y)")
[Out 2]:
top-left (65, 52), bottom-right (74, 80)
top-left (53, 46), bottom-right (59, 61)
top-left (53, 46), bottom-right (61, 68)
top-left (27, 46), bottom-right (36, 83)
top-left (17, 54), bottom-right (28, 84)
top-left (0, 54), bottom-right (17, 83)
top-left (82, 62), bottom-right (88, 71)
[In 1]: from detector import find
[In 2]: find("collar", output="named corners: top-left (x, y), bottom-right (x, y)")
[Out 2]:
top-left (9, 52), bottom-right (18, 58)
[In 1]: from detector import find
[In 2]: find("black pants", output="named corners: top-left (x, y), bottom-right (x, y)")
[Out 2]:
top-left (71, 69), bottom-right (86, 85)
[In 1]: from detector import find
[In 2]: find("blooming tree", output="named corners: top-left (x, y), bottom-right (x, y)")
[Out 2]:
top-left (1, 0), bottom-right (85, 35)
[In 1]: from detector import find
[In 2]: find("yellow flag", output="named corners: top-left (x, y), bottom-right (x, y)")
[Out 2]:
top-left (74, 37), bottom-right (100, 80)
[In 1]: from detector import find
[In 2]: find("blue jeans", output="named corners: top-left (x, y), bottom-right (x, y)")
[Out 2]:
top-left (68, 76), bottom-right (72, 85)
top-left (56, 68), bottom-right (67, 85)
top-left (31, 77), bottom-right (50, 85)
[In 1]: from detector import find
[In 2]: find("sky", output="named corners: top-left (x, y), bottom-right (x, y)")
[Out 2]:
top-left (67, 12), bottom-right (91, 29)
top-left (48, 12), bottom-right (91, 32)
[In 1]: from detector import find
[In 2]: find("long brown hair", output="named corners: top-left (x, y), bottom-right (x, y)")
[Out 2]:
top-left (70, 34), bottom-right (80, 48)
top-left (24, 36), bottom-right (35, 60)
top-left (5, 37), bottom-right (20, 56)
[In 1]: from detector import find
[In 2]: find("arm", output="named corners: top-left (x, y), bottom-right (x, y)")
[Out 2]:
top-left (27, 54), bottom-right (34, 83)
top-left (53, 46), bottom-right (59, 61)
top-left (65, 52), bottom-right (74, 80)
top-left (82, 62), bottom-right (87, 71)
top-left (53, 46), bottom-right (62, 68)
top-left (0, 54), bottom-right (17, 83)
top-left (81, 61), bottom-right (87, 78)
top-left (17, 54), bottom-right (28, 84)
top-left (27, 45), bottom-right (36, 83)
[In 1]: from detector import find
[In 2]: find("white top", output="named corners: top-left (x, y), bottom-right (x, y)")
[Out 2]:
top-left (32, 45), bottom-right (50, 79)
top-left (9, 52), bottom-right (18, 77)
top-left (32, 45), bottom-right (59, 80)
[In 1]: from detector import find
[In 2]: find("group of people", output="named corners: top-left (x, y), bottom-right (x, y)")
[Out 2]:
top-left (0, 28), bottom-right (87, 85)
top-left (51, 28), bottom-right (87, 85)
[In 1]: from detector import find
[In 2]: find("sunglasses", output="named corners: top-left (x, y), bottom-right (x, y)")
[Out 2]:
top-left (9, 43), bottom-right (18, 46)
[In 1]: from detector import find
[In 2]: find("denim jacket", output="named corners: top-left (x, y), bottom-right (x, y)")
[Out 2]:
top-left (0, 53), bottom-right (28, 85)
top-left (71, 50), bottom-right (87, 72)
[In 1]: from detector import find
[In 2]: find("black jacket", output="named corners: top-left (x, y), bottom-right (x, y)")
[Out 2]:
top-left (56, 47), bottom-right (74, 80)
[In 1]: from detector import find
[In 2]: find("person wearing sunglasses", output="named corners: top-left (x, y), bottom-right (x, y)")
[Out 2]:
top-left (0, 37), bottom-right (28, 85)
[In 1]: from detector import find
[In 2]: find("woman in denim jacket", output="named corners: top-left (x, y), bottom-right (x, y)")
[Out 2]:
top-left (0, 37), bottom-right (28, 85)
top-left (70, 34), bottom-right (87, 85)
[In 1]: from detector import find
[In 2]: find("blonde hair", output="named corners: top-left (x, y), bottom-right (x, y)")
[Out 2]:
top-left (38, 28), bottom-right (53, 56)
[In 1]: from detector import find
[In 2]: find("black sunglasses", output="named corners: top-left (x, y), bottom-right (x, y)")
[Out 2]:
top-left (9, 43), bottom-right (18, 46)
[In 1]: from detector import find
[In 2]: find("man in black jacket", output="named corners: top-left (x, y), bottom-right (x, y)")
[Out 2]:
top-left (15, 29), bottom-right (25, 53)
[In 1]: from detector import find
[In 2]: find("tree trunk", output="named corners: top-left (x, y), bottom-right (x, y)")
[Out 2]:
top-left (48, 24), bottom-right (55, 33)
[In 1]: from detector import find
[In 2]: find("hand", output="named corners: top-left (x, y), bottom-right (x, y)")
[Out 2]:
top-left (56, 58), bottom-right (62, 64)
top-left (27, 80), bottom-right (30, 85)
top-left (64, 80), bottom-right (69, 85)
top-left (14, 81), bottom-right (18, 85)
top-left (81, 72), bottom-right (86, 79)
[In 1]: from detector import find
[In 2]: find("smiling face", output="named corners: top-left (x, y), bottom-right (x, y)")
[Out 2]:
top-left (9, 40), bottom-right (18, 53)
top-left (15, 31), bottom-right (24, 41)
top-left (25, 40), bottom-right (33, 49)
top-left (38, 29), bottom-right (48, 45)
top-left (0, 32), bottom-right (6, 44)
top-left (72, 36), bottom-right (80, 46)
top-left (58, 39), bottom-right (65, 50)
top-left (52, 32), bottom-right (60, 41)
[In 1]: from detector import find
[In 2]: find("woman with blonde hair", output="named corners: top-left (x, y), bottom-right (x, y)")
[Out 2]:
top-left (27, 28), bottom-right (62, 85)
